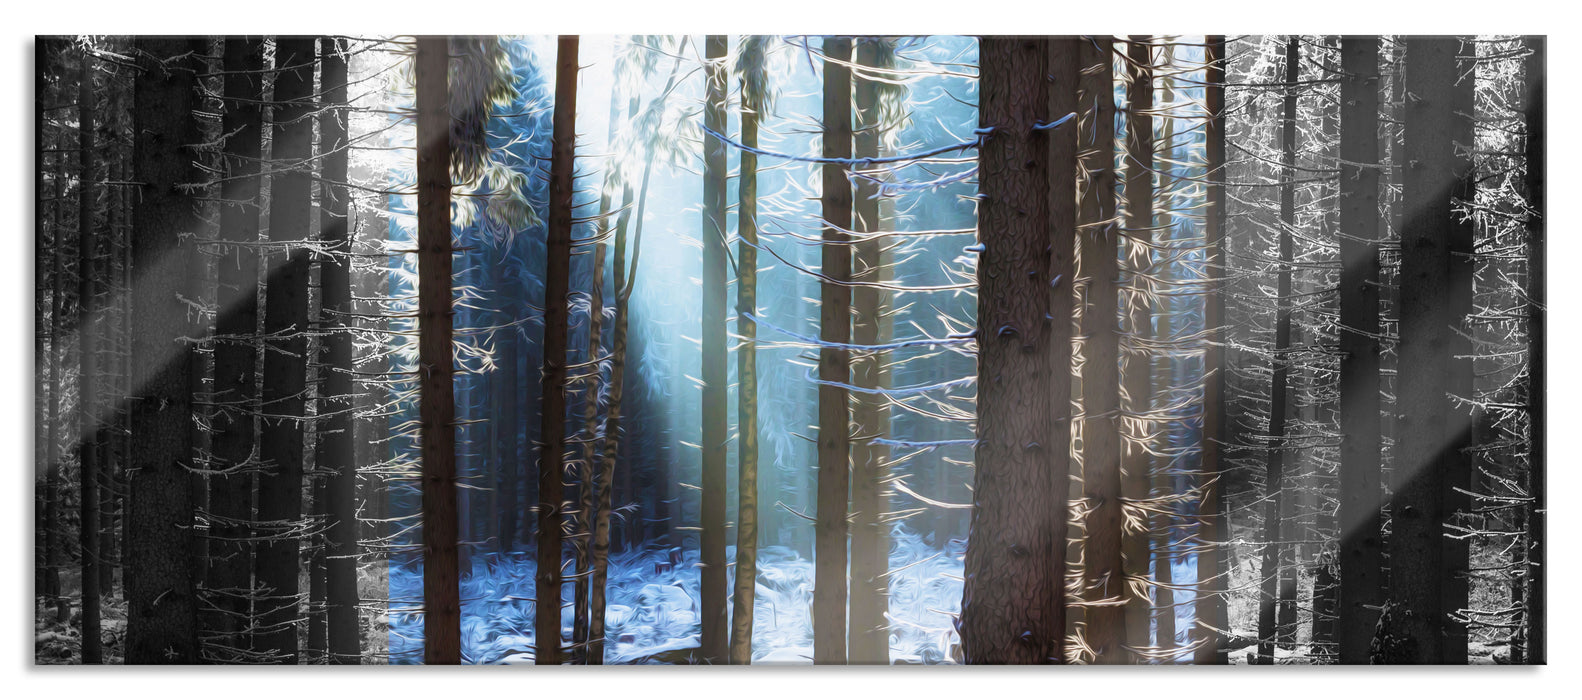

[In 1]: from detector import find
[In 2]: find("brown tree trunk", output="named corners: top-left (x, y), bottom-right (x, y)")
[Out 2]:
top-left (959, 36), bottom-right (1071, 666)
top-left (1121, 35), bottom-right (1155, 662)
top-left (535, 35), bottom-right (579, 666)
top-left (814, 35), bottom-right (853, 666)
top-left (698, 34), bottom-right (730, 665)
top-left (1193, 34), bottom-right (1230, 667)
top-left (728, 42), bottom-right (764, 665)
top-left (848, 37), bottom-right (893, 666)
top-left (1077, 35), bottom-right (1126, 666)
top-left (415, 35), bottom-right (460, 666)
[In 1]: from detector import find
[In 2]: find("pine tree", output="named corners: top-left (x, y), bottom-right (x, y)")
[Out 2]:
top-left (958, 36), bottom-right (1071, 665)
top-left (124, 36), bottom-right (205, 664)
top-left (1378, 36), bottom-right (1468, 665)
top-left (1078, 34), bottom-right (1127, 666)
top-left (1336, 35), bottom-right (1384, 665)
top-left (1522, 34), bottom-right (1545, 667)
top-left (206, 35), bottom-right (267, 661)
top-left (255, 36), bottom-right (317, 663)
top-left (1120, 35), bottom-right (1155, 661)
top-left (415, 34), bottom-right (461, 666)
top-left (848, 36), bottom-right (895, 666)
top-left (728, 34), bottom-right (770, 666)
top-left (814, 35), bottom-right (853, 666)
top-left (76, 42), bottom-right (102, 665)
top-left (535, 35), bottom-right (580, 666)
top-left (316, 36), bottom-right (361, 664)
top-left (1256, 35), bottom-right (1300, 665)
top-left (1193, 34), bottom-right (1230, 667)
top-left (699, 33), bottom-right (730, 664)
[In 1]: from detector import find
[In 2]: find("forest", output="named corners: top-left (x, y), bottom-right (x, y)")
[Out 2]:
top-left (31, 34), bottom-right (1544, 666)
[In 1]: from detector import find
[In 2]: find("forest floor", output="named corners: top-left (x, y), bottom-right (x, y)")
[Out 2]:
top-left (388, 529), bottom-right (969, 664)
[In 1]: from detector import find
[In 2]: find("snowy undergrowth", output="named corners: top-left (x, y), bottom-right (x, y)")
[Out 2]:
top-left (388, 528), bottom-right (966, 664)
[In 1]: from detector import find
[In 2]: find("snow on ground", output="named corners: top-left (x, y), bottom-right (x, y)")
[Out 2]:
top-left (388, 529), bottom-right (966, 664)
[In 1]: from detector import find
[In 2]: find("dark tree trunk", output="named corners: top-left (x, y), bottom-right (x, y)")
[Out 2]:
top-left (34, 40), bottom-right (51, 611)
top-left (1378, 36), bottom-right (1464, 665)
top-left (848, 37), bottom-right (893, 666)
top-left (535, 35), bottom-right (579, 666)
top-left (77, 45), bottom-right (103, 665)
top-left (1335, 35), bottom-right (1384, 666)
top-left (45, 126), bottom-right (67, 627)
top-left (1256, 35), bottom-right (1300, 666)
top-left (699, 33), bottom-right (730, 665)
top-left (206, 36), bottom-right (266, 661)
top-left (125, 36), bottom-right (205, 664)
top-left (316, 37), bottom-right (361, 664)
top-left (1441, 38), bottom-right (1476, 667)
top-left (1077, 35), bottom-right (1126, 666)
top-left (255, 36), bottom-right (316, 664)
top-left (415, 35), bottom-right (461, 666)
top-left (814, 35), bottom-right (853, 666)
top-left (1193, 34), bottom-right (1230, 667)
top-left (1522, 34), bottom-right (1545, 667)
top-left (1121, 35), bottom-right (1155, 661)
top-left (959, 36), bottom-right (1070, 666)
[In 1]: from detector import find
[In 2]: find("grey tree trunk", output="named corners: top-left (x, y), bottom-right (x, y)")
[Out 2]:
top-left (1335, 35), bottom-right (1384, 665)
top-left (125, 37), bottom-right (205, 664)
top-left (254, 37), bottom-right (316, 663)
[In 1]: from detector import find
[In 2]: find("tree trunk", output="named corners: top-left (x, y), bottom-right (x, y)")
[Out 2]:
top-left (1077, 35), bottom-right (1126, 666)
top-left (1378, 36), bottom-right (1467, 665)
top-left (1522, 34), bottom-right (1545, 667)
top-left (572, 230), bottom-right (606, 664)
top-left (959, 36), bottom-right (1070, 666)
top-left (814, 35), bottom-right (853, 666)
top-left (254, 36), bottom-right (316, 664)
top-left (1335, 35), bottom-right (1384, 665)
top-left (1255, 35), bottom-right (1300, 666)
top-left (589, 86), bottom-right (647, 665)
top-left (1441, 38), bottom-right (1476, 667)
top-left (206, 36), bottom-right (266, 661)
top-left (316, 37), bottom-right (361, 665)
top-left (535, 35), bottom-right (579, 666)
top-left (728, 43), bottom-right (764, 666)
top-left (76, 45), bottom-right (103, 664)
top-left (34, 41), bottom-right (52, 611)
top-left (1193, 34), bottom-right (1230, 667)
top-left (1121, 35), bottom-right (1155, 662)
top-left (415, 35), bottom-right (461, 666)
top-left (848, 37), bottom-right (894, 666)
top-left (125, 36), bottom-right (205, 664)
top-left (45, 128), bottom-right (67, 627)
top-left (699, 34), bottom-right (730, 665)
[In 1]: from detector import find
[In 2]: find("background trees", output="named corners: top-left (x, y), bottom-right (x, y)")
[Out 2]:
top-left (34, 33), bottom-right (1545, 668)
